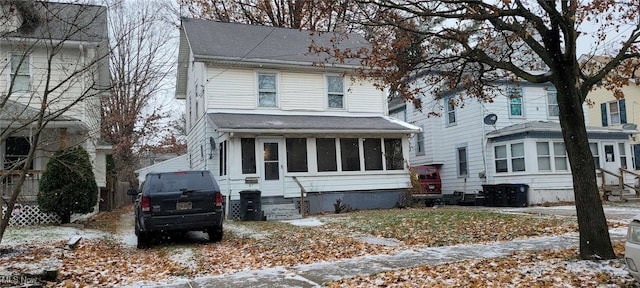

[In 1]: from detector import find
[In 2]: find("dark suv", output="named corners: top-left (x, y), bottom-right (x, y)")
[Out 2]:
top-left (128, 171), bottom-right (224, 248)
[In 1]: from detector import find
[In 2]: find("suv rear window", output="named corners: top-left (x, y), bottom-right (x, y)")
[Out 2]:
top-left (144, 172), bottom-right (219, 194)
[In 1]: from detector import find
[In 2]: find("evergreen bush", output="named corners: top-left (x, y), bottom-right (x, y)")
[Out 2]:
top-left (38, 146), bottom-right (98, 223)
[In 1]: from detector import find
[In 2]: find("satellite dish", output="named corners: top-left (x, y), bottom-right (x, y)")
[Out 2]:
top-left (622, 123), bottom-right (637, 130)
top-left (483, 113), bottom-right (498, 125)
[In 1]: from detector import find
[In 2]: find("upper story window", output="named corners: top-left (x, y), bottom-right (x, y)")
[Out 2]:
top-left (258, 73), bottom-right (277, 107)
top-left (327, 75), bottom-right (344, 109)
top-left (416, 126), bottom-right (425, 155)
top-left (445, 96), bottom-right (456, 125)
top-left (10, 53), bottom-right (30, 93)
top-left (547, 88), bottom-right (559, 117)
top-left (508, 86), bottom-right (523, 117)
top-left (601, 99), bottom-right (626, 126)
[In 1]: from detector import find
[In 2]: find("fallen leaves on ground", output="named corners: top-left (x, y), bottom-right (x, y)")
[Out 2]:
top-left (327, 242), bottom-right (637, 288)
top-left (0, 206), bottom-right (631, 287)
top-left (322, 207), bottom-right (579, 246)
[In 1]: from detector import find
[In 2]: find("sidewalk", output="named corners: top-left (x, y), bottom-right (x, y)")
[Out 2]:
top-left (129, 226), bottom-right (629, 288)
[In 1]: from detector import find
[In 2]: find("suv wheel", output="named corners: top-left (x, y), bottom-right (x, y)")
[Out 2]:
top-left (135, 221), bottom-right (151, 249)
top-left (208, 225), bottom-right (223, 242)
top-left (137, 232), bottom-right (150, 249)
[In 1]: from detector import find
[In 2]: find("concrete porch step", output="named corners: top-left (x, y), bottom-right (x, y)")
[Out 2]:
top-left (262, 203), bottom-right (302, 221)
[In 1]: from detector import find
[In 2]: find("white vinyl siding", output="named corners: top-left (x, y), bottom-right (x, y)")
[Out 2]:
top-left (346, 78), bottom-right (384, 113)
top-left (205, 68), bottom-right (384, 113)
top-left (280, 71), bottom-right (324, 111)
top-left (207, 68), bottom-right (256, 109)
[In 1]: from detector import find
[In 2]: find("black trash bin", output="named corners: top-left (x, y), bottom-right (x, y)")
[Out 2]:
top-left (509, 184), bottom-right (529, 207)
top-left (240, 190), bottom-right (263, 221)
top-left (481, 184), bottom-right (495, 207)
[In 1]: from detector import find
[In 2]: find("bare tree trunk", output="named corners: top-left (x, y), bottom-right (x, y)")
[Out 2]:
top-left (556, 79), bottom-right (615, 260)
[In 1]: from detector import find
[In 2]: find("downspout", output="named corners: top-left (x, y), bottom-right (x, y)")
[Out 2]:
top-left (481, 105), bottom-right (488, 184)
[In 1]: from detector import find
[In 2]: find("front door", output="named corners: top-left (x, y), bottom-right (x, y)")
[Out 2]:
top-left (260, 139), bottom-right (283, 196)
top-left (602, 142), bottom-right (620, 184)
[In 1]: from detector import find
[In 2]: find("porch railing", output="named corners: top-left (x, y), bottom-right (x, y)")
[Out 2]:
top-left (1, 170), bottom-right (42, 204)
top-left (596, 168), bottom-right (640, 200)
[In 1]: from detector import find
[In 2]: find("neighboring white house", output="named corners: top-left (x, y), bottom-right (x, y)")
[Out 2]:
top-left (176, 19), bottom-right (420, 218)
top-left (402, 81), bottom-right (636, 205)
top-left (135, 154), bottom-right (189, 184)
top-left (0, 2), bottom-right (110, 211)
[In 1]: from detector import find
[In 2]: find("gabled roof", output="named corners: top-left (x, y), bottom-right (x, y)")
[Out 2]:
top-left (486, 121), bottom-right (636, 140)
top-left (209, 113), bottom-right (420, 134)
top-left (5, 1), bottom-right (107, 43)
top-left (180, 18), bottom-right (368, 66)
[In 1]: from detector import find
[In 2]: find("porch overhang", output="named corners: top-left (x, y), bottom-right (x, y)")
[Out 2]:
top-left (209, 113), bottom-right (420, 135)
top-left (487, 121), bottom-right (637, 142)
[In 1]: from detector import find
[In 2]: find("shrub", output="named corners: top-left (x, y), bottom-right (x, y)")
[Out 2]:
top-left (38, 146), bottom-right (98, 223)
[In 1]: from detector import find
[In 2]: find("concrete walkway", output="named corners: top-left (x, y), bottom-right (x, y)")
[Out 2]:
top-left (128, 205), bottom-right (636, 288)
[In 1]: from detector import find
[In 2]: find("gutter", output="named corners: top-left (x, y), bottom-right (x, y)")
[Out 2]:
top-left (193, 54), bottom-right (365, 70)
top-left (216, 128), bottom-right (420, 134)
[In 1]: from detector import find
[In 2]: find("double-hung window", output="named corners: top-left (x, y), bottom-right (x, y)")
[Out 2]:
top-left (508, 86), bottom-right (523, 117)
top-left (536, 141), bottom-right (568, 171)
top-left (10, 53), bottom-right (30, 93)
top-left (445, 96), bottom-right (456, 125)
top-left (258, 73), bottom-right (277, 107)
top-left (553, 142), bottom-right (568, 171)
top-left (495, 145), bottom-right (508, 173)
top-left (619, 143), bottom-right (627, 169)
top-left (536, 142), bottom-right (551, 171)
top-left (327, 75), bottom-right (344, 109)
top-left (590, 143), bottom-right (601, 169)
top-left (457, 146), bottom-right (468, 177)
top-left (601, 99), bottom-right (626, 126)
top-left (511, 143), bottom-right (525, 172)
top-left (416, 126), bottom-right (425, 155)
top-left (495, 142), bottom-right (525, 173)
top-left (547, 88), bottom-right (559, 117)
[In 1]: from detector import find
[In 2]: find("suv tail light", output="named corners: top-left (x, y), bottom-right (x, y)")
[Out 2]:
top-left (141, 196), bottom-right (151, 212)
top-left (215, 192), bottom-right (223, 208)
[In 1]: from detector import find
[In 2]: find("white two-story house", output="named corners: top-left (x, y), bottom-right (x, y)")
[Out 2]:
top-left (402, 81), bottom-right (636, 205)
top-left (176, 19), bottom-right (419, 219)
top-left (0, 2), bottom-right (110, 212)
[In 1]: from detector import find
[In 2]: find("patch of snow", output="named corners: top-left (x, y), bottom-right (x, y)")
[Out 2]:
top-left (281, 218), bottom-right (324, 227)
top-left (168, 248), bottom-right (198, 271)
top-left (224, 222), bottom-right (268, 239)
top-left (355, 236), bottom-right (402, 247)
top-left (1, 226), bottom-right (109, 247)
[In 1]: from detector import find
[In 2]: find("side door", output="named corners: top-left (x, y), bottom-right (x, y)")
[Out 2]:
top-left (259, 138), bottom-right (284, 196)
top-left (602, 142), bottom-right (620, 185)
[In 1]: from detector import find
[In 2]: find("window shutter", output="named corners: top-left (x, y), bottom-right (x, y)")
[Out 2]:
top-left (619, 99), bottom-right (627, 124)
top-left (600, 103), bottom-right (608, 127)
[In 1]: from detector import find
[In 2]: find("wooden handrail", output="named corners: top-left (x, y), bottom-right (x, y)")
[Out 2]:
top-left (292, 176), bottom-right (307, 218)
top-left (597, 168), bottom-right (640, 200)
